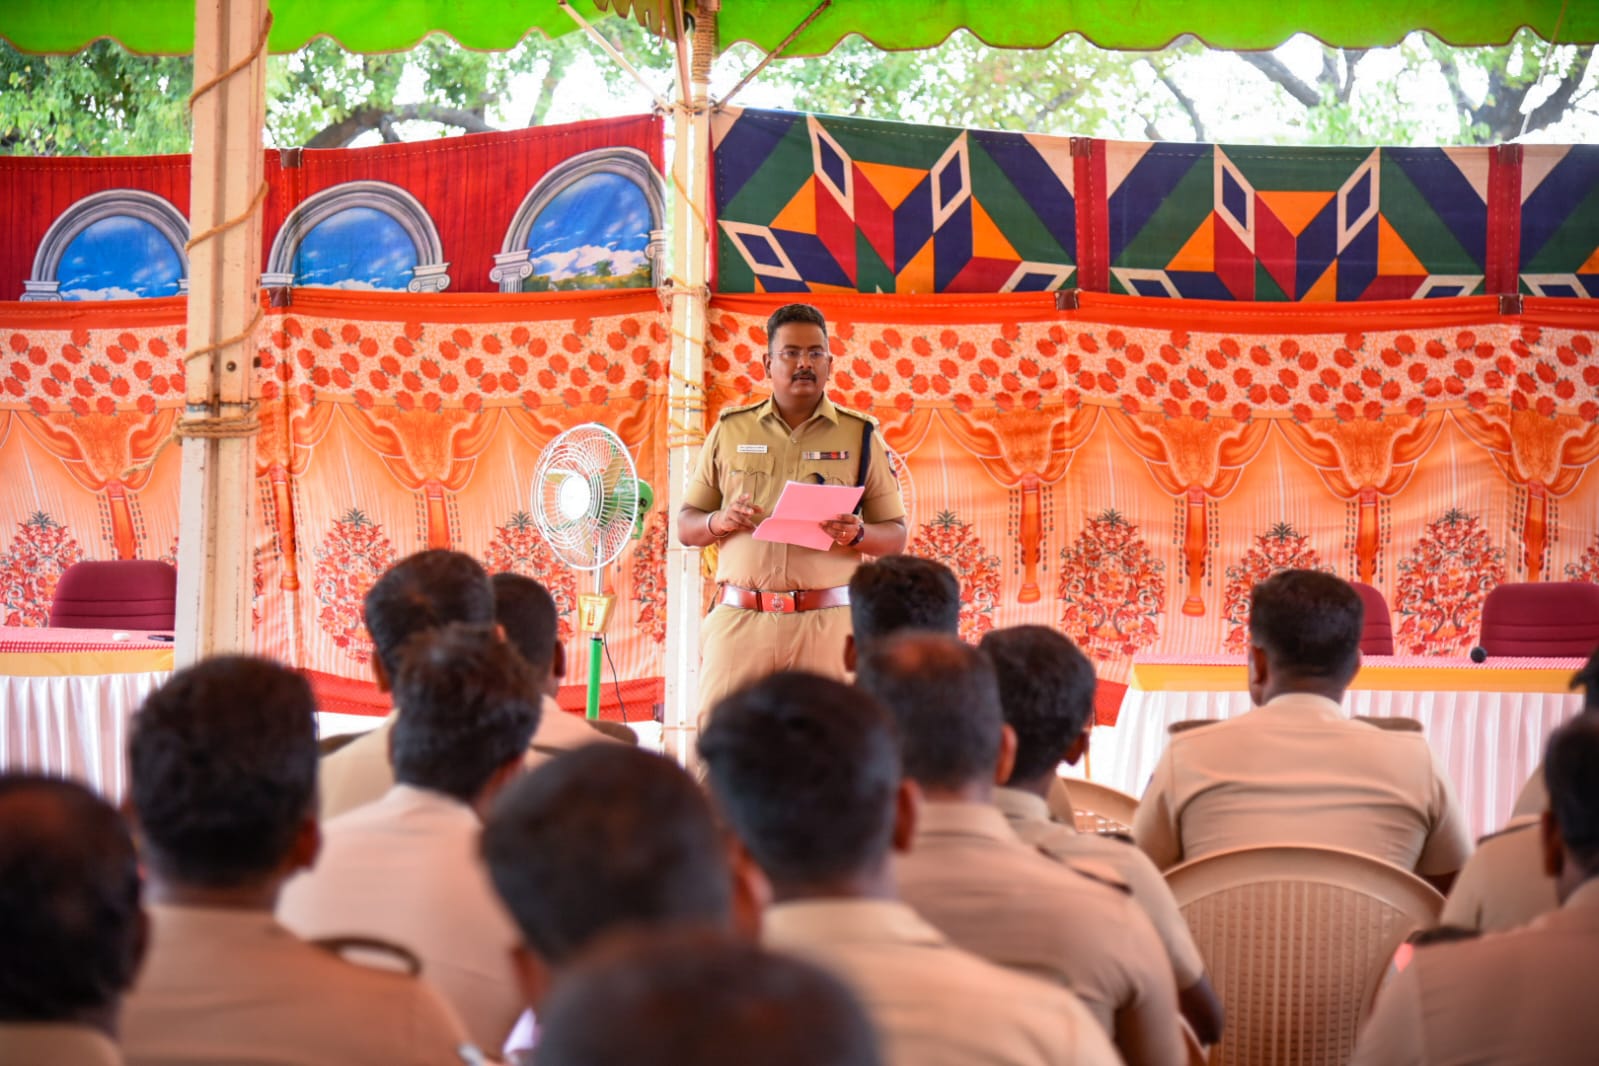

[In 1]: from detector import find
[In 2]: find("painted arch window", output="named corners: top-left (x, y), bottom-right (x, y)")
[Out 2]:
top-left (265, 181), bottom-right (449, 292)
top-left (23, 190), bottom-right (189, 301)
top-left (493, 149), bottom-right (665, 293)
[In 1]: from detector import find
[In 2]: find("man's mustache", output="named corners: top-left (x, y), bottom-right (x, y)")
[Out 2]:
top-left (792, 370), bottom-right (816, 380)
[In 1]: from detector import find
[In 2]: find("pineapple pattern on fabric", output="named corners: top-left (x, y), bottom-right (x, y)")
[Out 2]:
top-left (313, 508), bottom-right (397, 659)
top-left (1395, 508), bottom-right (1506, 655)
top-left (484, 510), bottom-right (578, 642)
top-left (0, 511), bottom-right (83, 627)
top-left (1222, 522), bottom-right (1327, 653)
top-left (630, 512), bottom-right (668, 645)
top-left (908, 510), bottom-right (1002, 643)
top-left (1057, 509), bottom-right (1165, 658)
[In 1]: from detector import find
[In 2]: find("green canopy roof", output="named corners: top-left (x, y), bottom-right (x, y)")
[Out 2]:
top-left (1, 0), bottom-right (1592, 56)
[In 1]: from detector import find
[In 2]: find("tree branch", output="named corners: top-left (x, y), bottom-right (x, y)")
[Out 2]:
top-left (1154, 67), bottom-right (1208, 141)
top-left (306, 103), bottom-right (498, 148)
top-left (1029, 84), bottom-right (1083, 129)
top-left (1519, 46), bottom-right (1597, 137)
top-left (1239, 51), bottom-right (1321, 109)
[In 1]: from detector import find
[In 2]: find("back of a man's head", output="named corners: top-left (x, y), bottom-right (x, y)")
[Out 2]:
top-left (1248, 569), bottom-right (1363, 685)
top-left (855, 632), bottom-right (1003, 792)
top-left (0, 774), bottom-right (143, 1025)
top-left (482, 744), bottom-right (731, 967)
top-left (980, 625), bottom-right (1096, 785)
top-left (849, 555), bottom-right (961, 653)
top-left (699, 672), bottom-right (900, 891)
top-left (389, 622), bottom-right (541, 804)
top-left (536, 931), bottom-right (882, 1066)
top-left (492, 572), bottom-right (561, 684)
top-left (130, 655), bottom-right (317, 889)
top-left (1545, 714), bottom-right (1599, 876)
top-left (363, 549), bottom-right (495, 681)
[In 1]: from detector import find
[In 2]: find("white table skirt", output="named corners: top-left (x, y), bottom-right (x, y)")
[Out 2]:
top-left (0, 670), bottom-right (171, 799)
top-left (1088, 688), bottom-right (1582, 842)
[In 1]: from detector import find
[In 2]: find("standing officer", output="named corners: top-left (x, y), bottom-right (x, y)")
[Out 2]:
top-left (678, 303), bottom-right (907, 719)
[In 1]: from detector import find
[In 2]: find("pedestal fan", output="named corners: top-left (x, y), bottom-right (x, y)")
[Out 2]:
top-left (530, 423), bottom-right (652, 720)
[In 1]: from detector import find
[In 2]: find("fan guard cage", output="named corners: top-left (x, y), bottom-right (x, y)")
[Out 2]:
top-left (531, 424), bottom-right (641, 571)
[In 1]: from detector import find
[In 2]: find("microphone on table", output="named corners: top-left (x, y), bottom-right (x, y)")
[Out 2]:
top-left (1469, 646), bottom-right (1488, 663)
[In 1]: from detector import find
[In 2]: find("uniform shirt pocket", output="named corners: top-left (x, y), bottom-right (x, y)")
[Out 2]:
top-left (723, 454), bottom-right (775, 510)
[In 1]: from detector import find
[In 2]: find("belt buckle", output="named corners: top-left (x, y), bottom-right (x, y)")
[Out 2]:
top-left (764, 592), bottom-right (796, 614)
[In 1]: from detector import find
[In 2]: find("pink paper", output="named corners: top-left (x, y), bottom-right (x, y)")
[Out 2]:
top-left (753, 480), bottom-right (865, 551)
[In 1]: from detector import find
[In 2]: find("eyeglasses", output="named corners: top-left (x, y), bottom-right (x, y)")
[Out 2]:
top-left (772, 347), bottom-right (831, 363)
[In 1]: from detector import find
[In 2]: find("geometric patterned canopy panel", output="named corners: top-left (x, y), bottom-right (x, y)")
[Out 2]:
top-left (1520, 145), bottom-right (1599, 299)
top-left (1104, 143), bottom-right (1493, 301)
top-left (714, 107), bottom-right (1075, 295)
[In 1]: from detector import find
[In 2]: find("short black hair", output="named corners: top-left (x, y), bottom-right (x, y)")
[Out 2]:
top-left (482, 745), bottom-right (731, 966)
top-left (765, 303), bottom-right (828, 349)
top-left (855, 633), bottom-right (1002, 791)
top-left (389, 622), bottom-right (541, 803)
top-left (1572, 644), bottom-right (1599, 712)
top-left (536, 931), bottom-right (882, 1066)
top-left (0, 774), bottom-right (142, 1022)
top-left (1545, 714), bottom-right (1599, 868)
top-left (492, 572), bottom-right (560, 680)
top-left (849, 555), bottom-right (961, 653)
top-left (363, 549), bottom-right (495, 680)
top-left (980, 625), bottom-right (1097, 784)
top-left (1248, 569), bottom-right (1363, 683)
top-left (129, 656), bottom-right (317, 888)
top-left (699, 672), bottom-right (900, 889)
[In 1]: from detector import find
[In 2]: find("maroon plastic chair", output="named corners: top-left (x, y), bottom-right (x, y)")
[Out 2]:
top-left (48, 560), bottom-right (178, 631)
top-left (1351, 581), bottom-right (1395, 656)
top-left (1478, 582), bottom-right (1599, 658)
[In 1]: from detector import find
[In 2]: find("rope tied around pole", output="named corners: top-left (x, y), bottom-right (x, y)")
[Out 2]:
top-left (179, 9), bottom-right (274, 449)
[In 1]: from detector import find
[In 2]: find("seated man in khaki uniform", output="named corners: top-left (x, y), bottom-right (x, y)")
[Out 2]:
top-left (1439, 815), bottom-right (1559, 933)
top-left (1509, 646), bottom-right (1597, 818)
top-left (481, 744), bottom-right (746, 1064)
top-left (1133, 570), bottom-right (1472, 893)
top-left (677, 303), bottom-right (907, 720)
top-left (279, 624), bottom-right (538, 1055)
top-left (859, 636), bottom-right (1185, 1066)
top-left (535, 932), bottom-right (883, 1066)
top-left (319, 549), bottom-right (498, 820)
top-left (980, 625), bottom-right (1225, 1047)
top-left (1352, 714), bottom-right (1599, 1065)
top-left (0, 774), bottom-right (144, 1066)
top-left (120, 656), bottom-right (474, 1066)
top-left (700, 670), bottom-right (1120, 1066)
top-left (491, 573), bottom-right (617, 768)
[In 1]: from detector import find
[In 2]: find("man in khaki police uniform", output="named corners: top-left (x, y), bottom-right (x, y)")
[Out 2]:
top-left (700, 671), bottom-right (1120, 1066)
top-left (0, 775), bottom-right (144, 1066)
top-left (319, 549), bottom-right (497, 821)
top-left (857, 634), bottom-right (1186, 1066)
top-left (1351, 714), bottom-right (1599, 1066)
top-left (279, 624), bottom-right (535, 1055)
top-left (1133, 570), bottom-right (1473, 895)
top-left (678, 303), bottom-right (906, 717)
top-left (980, 625), bottom-right (1225, 1048)
top-left (1509, 646), bottom-right (1597, 819)
top-left (121, 656), bottom-right (477, 1066)
top-left (1438, 815), bottom-right (1559, 932)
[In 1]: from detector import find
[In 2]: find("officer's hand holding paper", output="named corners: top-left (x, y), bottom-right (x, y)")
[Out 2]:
top-left (753, 481), bottom-right (865, 552)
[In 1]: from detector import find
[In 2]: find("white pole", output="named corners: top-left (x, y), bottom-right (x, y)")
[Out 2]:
top-left (661, 0), bottom-right (716, 769)
top-left (173, 0), bottom-right (268, 665)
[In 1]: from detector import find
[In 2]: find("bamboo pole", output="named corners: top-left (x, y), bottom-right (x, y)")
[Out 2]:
top-left (173, 0), bottom-right (268, 665)
top-left (661, 0), bottom-right (716, 768)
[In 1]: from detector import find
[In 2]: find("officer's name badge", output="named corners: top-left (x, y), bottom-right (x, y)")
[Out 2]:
top-left (736, 444), bottom-right (769, 454)
top-left (803, 451), bottom-right (849, 461)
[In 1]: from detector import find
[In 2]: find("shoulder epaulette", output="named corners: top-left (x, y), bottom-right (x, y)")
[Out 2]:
top-left (833, 402), bottom-right (879, 426)
top-left (718, 399), bottom-right (766, 421)
top-left (1062, 858), bottom-right (1134, 896)
top-left (1476, 815), bottom-right (1542, 847)
top-left (310, 935), bottom-right (422, 977)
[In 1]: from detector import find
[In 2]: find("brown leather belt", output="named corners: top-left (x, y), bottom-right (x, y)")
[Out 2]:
top-left (719, 584), bottom-right (850, 614)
